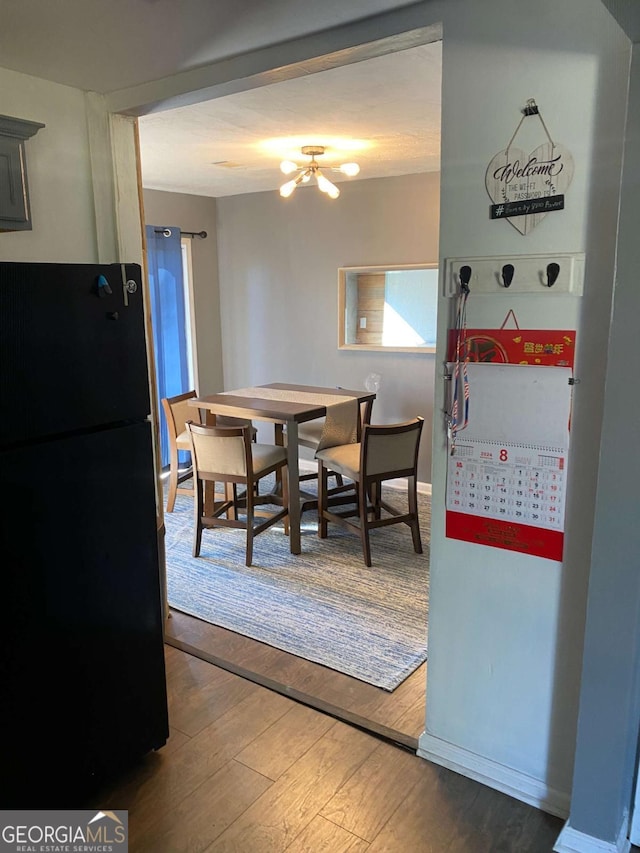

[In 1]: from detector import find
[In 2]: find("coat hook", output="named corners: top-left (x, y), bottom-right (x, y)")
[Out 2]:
top-left (459, 265), bottom-right (472, 294)
top-left (501, 264), bottom-right (515, 288)
top-left (546, 262), bottom-right (560, 287)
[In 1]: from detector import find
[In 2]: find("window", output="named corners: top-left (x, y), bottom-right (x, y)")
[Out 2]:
top-left (180, 238), bottom-right (197, 389)
top-left (338, 264), bottom-right (439, 352)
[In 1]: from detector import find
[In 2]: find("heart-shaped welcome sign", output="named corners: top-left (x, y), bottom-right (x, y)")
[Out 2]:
top-left (486, 142), bottom-right (574, 235)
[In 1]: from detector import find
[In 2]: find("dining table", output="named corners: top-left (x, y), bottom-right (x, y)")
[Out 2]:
top-left (189, 382), bottom-right (376, 554)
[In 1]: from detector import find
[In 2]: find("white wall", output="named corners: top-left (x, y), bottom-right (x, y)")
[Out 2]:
top-left (143, 189), bottom-right (224, 397)
top-left (0, 68), bottom-right (98, 262)
top-left (419, 0), bottom-right (630, 818)
top-left (561, 39), bottom-right (640, 848)
top-left (216, 171), bottom-right (440, 483)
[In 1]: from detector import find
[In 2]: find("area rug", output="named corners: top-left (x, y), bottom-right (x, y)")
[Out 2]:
top-left (164, 481), bottom-right (430, 691)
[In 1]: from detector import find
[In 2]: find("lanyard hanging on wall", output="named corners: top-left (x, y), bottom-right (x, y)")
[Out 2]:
top-left (448, 265), bottom-right (471, 454)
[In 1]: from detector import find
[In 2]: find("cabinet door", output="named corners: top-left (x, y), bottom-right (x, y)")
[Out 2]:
top-left (0, 136), bottom-right (30, 229)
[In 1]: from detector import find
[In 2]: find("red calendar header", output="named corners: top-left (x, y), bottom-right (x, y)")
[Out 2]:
top-left (447, 328), bottom-right (575, 368)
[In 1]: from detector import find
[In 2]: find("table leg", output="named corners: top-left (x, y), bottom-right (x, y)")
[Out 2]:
top-left (285, 420), bottom-right (301, 554)
top-left (273, 424), bottom-right (289, 536)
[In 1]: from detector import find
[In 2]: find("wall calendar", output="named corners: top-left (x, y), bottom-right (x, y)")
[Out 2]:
top-left (446, 363), bottom-right (572, 560)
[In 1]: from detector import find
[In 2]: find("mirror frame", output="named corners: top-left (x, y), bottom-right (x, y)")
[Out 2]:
top-left (338, 263), bottom-right (438, 353)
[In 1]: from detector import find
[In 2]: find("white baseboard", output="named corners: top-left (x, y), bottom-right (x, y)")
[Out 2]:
top-left (553, 816), bottom-right (630, 853)
top-left (297, 458), bottom-right (432, 495)
top-left (417, 731), bottom-right (570, 819)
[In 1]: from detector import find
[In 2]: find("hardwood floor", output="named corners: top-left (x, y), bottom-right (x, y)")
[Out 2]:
top-left (164, 609), bottom-right (427, 748)
top-left (93, 645), bottom-right (564, 852)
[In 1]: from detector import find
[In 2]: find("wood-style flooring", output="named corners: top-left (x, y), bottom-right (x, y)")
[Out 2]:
top-left (165, 609), bottom-right (426, 749)
top-left (93, 645), bottom-right (564, 852)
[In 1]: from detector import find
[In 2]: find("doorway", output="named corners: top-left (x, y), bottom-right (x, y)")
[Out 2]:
top-left (134, 19), bottom-right (441, 748)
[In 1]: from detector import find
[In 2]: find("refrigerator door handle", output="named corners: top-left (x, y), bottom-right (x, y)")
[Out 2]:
top-left (119, 262), bottom-right (139, 306)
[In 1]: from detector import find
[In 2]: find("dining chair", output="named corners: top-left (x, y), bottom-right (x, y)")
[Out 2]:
top-left (161, 390), bottom-right (200, 513)
top-left (186, 421), bottom-right (289, 566)
top-left (295, 397), bottom-right (375, 512)
top-left (316, 417), bottom-right (424, 567)
top-left (161, 390), bottom-right (256, 513)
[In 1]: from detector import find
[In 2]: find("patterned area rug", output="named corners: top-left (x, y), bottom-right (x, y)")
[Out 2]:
top-left (164, 480), bottom-right (430, 691)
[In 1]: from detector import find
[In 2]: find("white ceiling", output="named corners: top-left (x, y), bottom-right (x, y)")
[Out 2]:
top-left (138, 42), bottom-right (442, 198)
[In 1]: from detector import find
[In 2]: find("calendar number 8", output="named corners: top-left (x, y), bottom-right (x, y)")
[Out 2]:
top-left (499, 448), bottom-right (509, 462)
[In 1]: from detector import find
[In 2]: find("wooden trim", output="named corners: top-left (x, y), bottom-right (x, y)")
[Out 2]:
top-left (85, 92), bottom-right (118, 263)
top-left (0, 114), bottom-right (45, 139)
top-left (339, 344), bottom-right (437, 354)
top-left (553, 819), bottom-right (631, 853)
top-left (106, 12), bottom-right (442, 115)
top-left (125, 115), bottom-right (166, 615)
top-left (418, 731), bottom-right (570, 819)
top-left (165, 634), bottom-right (419, 752)
top-left (110, 114), bottom-right (144, 263)
top-left (132, 118), bottom-right (164, 527)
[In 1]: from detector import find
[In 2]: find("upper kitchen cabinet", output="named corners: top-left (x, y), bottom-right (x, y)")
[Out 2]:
top-left (0, 114), bottom-right (45, 232)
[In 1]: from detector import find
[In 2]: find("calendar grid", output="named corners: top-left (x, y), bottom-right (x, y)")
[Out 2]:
top-left (447, 439), bottom-right (567, 532)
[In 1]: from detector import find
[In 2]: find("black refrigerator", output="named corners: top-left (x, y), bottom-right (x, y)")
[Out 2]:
top-left (0, 262), bottom-right (169, 806)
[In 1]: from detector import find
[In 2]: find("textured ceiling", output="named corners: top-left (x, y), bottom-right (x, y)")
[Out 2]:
top-left (138, 42), bottom-right (442, 198)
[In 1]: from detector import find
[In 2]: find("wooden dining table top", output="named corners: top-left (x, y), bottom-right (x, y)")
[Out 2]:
top-left (189, 382), bottom-right (375, 424)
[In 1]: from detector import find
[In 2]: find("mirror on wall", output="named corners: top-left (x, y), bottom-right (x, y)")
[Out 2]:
top-left (338, 264), bottom-right (439, 352)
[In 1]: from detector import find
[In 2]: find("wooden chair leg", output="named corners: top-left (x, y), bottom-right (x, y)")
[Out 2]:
top-left (358, 479), bottom-right (372, 567)
top-left (166, 444), bottom-right (180, 513)
top-left (203, 480), bottom-right (214, 517)
top-left (366, 481), bottom-right (379, 521)
top-left (225, 482), bottom-right (237, 520)
top-left (318, 462), bottom-right (328, 538)
top-left (408, 475), bottom-right (423, 554)
top-left (282, 465), bottom-right (290, 537)
top-left (192, 478), bottom-right (203, 557)
top-left (245, 479), bottom-right (255, 566)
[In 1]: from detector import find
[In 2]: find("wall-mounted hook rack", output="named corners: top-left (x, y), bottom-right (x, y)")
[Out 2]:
top-left (444, 253), bottom-right (584, 296)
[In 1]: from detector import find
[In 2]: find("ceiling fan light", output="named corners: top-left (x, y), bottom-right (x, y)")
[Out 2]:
top-left (339, 162), bottom-right (360, 176)
top-left (279, 178), bottom-right (298, 198)
top-left (316, 172), bottom-right (340, 198)
top-left (278, 145), bottom-right (355, 199)
top-left (316, 172), bottom-right (331, 193)
top-left (280, 160), bottom-right (298, 175)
